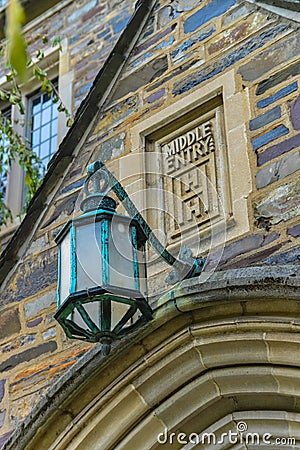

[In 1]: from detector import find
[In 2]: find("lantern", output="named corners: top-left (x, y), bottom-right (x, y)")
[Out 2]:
top-left (54, 167), bottom-right (152, 355)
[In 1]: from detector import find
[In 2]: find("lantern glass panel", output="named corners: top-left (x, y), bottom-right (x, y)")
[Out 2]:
top-left (76, 222), bottom-right (103, 291)
top-left (71, 302), bottom-right (100, 329)
top-left (108, 220), bottom-right (136, 292)
top-left (111, 302), bottom-right (132, 329)
top-left (59, 229), bottom-right (71, 305)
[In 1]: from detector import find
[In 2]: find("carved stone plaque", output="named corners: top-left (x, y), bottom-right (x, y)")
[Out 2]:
top-left (146, 97), bottom-right (231, 247)
top-left (162, 118), bottom-right (220, 239)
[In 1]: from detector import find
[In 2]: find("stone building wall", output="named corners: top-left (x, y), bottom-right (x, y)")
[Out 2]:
top-left (0, 0), bottom-right (300, 447)
top-left (0, 0), bottom-right (136, 445)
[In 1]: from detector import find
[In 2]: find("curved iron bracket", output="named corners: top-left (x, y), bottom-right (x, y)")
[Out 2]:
top-left (86, 160), bottom-right (206, 284)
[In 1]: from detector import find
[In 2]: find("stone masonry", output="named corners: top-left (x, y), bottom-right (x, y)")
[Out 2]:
top-left (0, 0), bottom-right (300, 446)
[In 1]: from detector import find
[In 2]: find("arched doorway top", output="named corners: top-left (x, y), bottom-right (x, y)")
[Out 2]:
top-left (4, 265), bottom-right (300, 450)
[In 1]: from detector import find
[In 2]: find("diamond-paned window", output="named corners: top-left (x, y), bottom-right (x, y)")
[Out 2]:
top-left (27, 81), bottom-right (58, 174)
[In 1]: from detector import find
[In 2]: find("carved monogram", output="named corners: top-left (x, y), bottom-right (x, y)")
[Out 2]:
top-left (162, 119), bottom-right (220, 239)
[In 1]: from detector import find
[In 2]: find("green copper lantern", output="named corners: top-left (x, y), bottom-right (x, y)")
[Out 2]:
top-left (54, 165), bottom-right (152, 355)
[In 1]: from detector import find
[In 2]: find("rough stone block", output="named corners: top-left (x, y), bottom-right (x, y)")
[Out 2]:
top-left (42, 328), bottom-right (56, 340)
top-left (257, 133), bottom-right (300, 166)
top-left (174, 0), bottom-right (201, 11)
top-left (183, 0), bottom-right (236, 34)
top-left (42, 194), bottom-right (77, 228)
top-left (256, 59), bottom-right (300, 95)
top-left (146, 88), bottom-right (165, 103)
top-left (255, 151), bottom-right (300, 189)
top-left (256, 82), bottom-right (298, 109)
top-left (0, 410), bottom-right (5, 428)
top-left (0, 380), bottom-right (5, 403)
top-left (0, 432), bottom-right (12, 448)
top-left (217, 234), bottom-right (265, 266)
top-left (0, 309), bottom-right (21, 341)
top-left (171, 38), bottom-right (195, 62)
top-left (1, 249), bottom-right (57, 305)
top-left (74, 81), bottom-right (93, 99)
top-left (173, 24), bottom-right (287, 96)
top-left (2, 335), bottom-right (36, 354)
top-left (67, 0), bottom-right (97, 24)
top-left (95, 95), bottom-right (139, 130)
top-left (290, 95), bottom-right (300, 130)
top-left (171, 26), bottom-right (214, 64)
top-left (0, 341), bottom-right (57, 373)
top-left (252, 125), bottom-right (289, 151)
top-left (111, 56), bottom-right (168, 102)
top-left (10, 346), bottom-right (90, 396)
top-left (59, 179), bottom-right (85, 195)
top-left (208, 12), bottom-right (268, 55)
top-left (96, 133), bottom-right (126, 162)
top-left (223, 4), bottom-right (249, 26)
top-left (249, 106), bottom-right (281, 131)
top-left (157, 5), bottom-right (179, 28)
top-left (264, 248), bottom-right (300, 264)
top-left (254, 178), bottom-right (300, 225)
top-left (288, 223), bottom-right (300, 237)
top-left (24, 291), bottom-right (56, 319)
top-left (223, 244), bottom-right (283, 269)
top-left (112, 16), bottom-right (131, 34)
top-left (133, 26), bottom-right (176, 58)
top-left (238, 33), bottom-right (300, 82)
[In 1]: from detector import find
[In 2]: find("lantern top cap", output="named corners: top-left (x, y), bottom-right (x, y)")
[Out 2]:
top-left (80, 162), bottom-right (117, 213)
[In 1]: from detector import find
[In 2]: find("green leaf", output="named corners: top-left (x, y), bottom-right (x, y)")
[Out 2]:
top-left (52, 36), bottom-right (62, 51)
top-left (9, 93), bottom-right (21, 104)
top-left (33, 65), bottom-right (47, 80)
top-left (6, 72), bottom-right (14, 83)
top-left (57, 102), bottom-right (65, 112)
top-left (18, 101), bottom-right (25, 115)
top-left (36, 49), bottom-right (44, 60)
top-left (5, 0), bottom-right (28, 82)
top-left (0, 89), bottom-right (9, 101)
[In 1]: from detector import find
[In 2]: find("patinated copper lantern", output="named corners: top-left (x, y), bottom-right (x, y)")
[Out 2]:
top-left (55, 163), bottom-right (152, 354)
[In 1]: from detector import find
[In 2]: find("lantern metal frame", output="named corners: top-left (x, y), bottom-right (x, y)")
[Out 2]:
top-left (54, 160), bottom-right (205, 355)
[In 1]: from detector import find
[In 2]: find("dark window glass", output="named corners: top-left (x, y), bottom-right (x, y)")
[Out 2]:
top-left (27, 80), bottom-right (58, 175)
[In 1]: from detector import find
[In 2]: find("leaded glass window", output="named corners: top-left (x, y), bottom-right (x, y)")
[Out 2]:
top-left (27, 81), bottom-right (58, 175)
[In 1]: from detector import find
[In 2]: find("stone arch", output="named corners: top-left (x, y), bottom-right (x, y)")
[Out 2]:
top-left (50, 326), bottom-right (300, 450)
top-left (4, 266), bottom-right (300, 450)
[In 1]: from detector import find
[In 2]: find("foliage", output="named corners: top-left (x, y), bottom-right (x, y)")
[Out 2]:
top-left (0, 0), bottom-right (72, 228)
top-left (6, 0), bottom-right (27, 82)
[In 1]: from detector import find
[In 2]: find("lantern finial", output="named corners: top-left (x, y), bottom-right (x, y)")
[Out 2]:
top-left (80, 164), bottom-right (117, 213)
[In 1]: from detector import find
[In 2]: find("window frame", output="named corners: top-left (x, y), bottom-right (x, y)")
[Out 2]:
top-left (0, 105), bottom-right (12, 206)
top-left (26, 78), bottom-right (59, 175)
